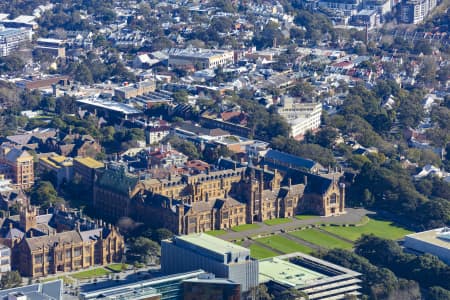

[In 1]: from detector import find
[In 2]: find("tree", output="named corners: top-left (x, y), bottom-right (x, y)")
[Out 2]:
top-left (173, 90), bottom-right (189, 103)
top-left (127, 237), bottom-right (161, 264)
top-left (428, 286), bottom-right (450, 300)
top-left (0, 55), bottom-right (25, 73)
top-left (0, 271), bottom-right (22, 289)
top-left (316, 126), bottom-right (338, 148)
top-left (153, 228), bottom-right (173, 244)
top-left (279, 288), bottom-right (308, 300)
top-left (256, 284), bottom-right (273, 300)
top-left (167, 136), bottom-right (201, 160)
top-left (30, 181), bottom-right (64, 209)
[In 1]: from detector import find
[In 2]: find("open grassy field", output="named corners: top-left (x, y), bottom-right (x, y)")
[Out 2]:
top-left (289, 229), bottom-right (353, 250)
top-left (263, 218), bottom-right (292, 226)
top-left (106, 263), bottom-right (128, 272)
top-left (322, 219), bottom-right (413, 242)
top-left (71, 268), bottom-right (111, 280)
top-left (294, 215), bottom-right (318, 221)
top-left (206, 229), bottom-right (227, 236)
top-left (249, 244), bottom-right (278, 259)
top-left (231, 224), bottom-right (260, 232)
top-left (256, 235), bottom-right (314, 254)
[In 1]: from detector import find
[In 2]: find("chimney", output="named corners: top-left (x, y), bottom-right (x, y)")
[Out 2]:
top-left (303, 175), bottom-right (308, 186)
top-left (288, 177), bottom-right (292, 187)
top-left (29, 230), bottom-right (33, 238)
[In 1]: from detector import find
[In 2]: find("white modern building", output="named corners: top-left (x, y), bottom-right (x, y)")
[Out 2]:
top-left (404, 227), bottom-right (450, 265)
top-left (161, 233), bottom-right (259, 294)
top-left (259, 253), bottom-right (362, 299)
top-left (277, 97), bottom-right (322, 138)
top-left (0, 244), bottom-right (11, 274)
top-left (167, 48), bottom-right (234, 70)
top-left (0, 27), bottom-right (32, 57)
top-left (400, 0), bottom-right (437, 24)
top-left (318, 0), bottom-right (362, 16)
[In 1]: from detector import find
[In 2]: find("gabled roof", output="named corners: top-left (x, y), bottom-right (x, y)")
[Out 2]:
top-left (0, 280), bottom-right (63, 300)
top-left (264, 150), bottom-right (319, 171)
top-left (4, 148), bottom-right (32, 162)
top-left (24, 230), bottom-right (82, 251)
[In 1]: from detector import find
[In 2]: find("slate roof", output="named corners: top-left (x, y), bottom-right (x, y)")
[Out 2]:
top-left (303, 173), bottom-right (333, 195)
top-left (264, 150), bottom-right (318, 170)
top-left (217, 157), bottom-right (246, 170)
top-left (213, 197), bottom-right (245, 210)
top-left (0, 280), bottom-right (62, 300)
top-left (4, 148), bottom-right (31, 162)
top-left (24, 231), bottom-right (82, 251)
top-left (80, 228), bottom-right (109, 242)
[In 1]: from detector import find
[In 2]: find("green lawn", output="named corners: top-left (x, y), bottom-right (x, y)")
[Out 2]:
top-left (257, 235), bottom-right (314, 254)
top-left (295, 214), bottom-right (318, 221)
top-left (206, 230), bottom-right (227, 236)
top-left (106, 263), bottom-right (128, 272)
top-left (71, 268), bottom-right (111, 279)
top-left (322, 219), bottom-right (413, 242)
top-left (250, 244), bottom-right (278, 259)
top-left (264, 218), bottom-right (292, 226)
top-left (289, 229), bottom-right (353, 250)
top-left (231, 224), bottom-right (260, 232)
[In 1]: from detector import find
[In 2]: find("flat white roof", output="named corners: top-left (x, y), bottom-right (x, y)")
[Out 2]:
top-left (77, 98), bottom-right (142, 115)
top-left (175, 233), bottom-right (249, 256)
top-left (405, 227), bottom-right (450, 249)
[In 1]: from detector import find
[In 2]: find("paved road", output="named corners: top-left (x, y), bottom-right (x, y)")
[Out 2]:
top-left (220, 208), bottom-right (372, 241)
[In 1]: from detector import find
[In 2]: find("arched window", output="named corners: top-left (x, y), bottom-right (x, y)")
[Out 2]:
top-left (330, 193), bottom-right (337, 204)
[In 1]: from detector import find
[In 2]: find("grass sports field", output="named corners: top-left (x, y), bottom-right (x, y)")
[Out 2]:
top-left (242, 217), bottom-right (412, 259)
top-left (231, 224), bottom-right (260, 232)
top-left (289, 228), bottom-right (353, 250)
top-left (322, 219), bottom-right (413, 241)
top-left (71, 267), bottom-right (111, 279)
top-left (249, 244), bottom-right (278, 259)
top-left (206, 229), bottom-right (227, 236)
top-left (256, 235), bottom-right (314, 254)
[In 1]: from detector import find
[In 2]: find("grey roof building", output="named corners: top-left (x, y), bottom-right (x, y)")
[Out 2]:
top-left (0, 280), bottom-right (62, 300)
top-left (404, 227), bottom-right (450, 265)
top-left (161, 233), bottom-right (259, 294)
top-left (263, 150), bottom-right (323, 173)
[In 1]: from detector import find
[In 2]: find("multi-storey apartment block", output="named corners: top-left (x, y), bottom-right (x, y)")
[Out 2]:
top-left (0, 146), bottom-right (34, 189)
top-left (0, 27), bottom-right (32, 57)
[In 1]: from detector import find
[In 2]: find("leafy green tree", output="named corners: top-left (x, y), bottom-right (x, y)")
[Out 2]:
top-left (173, 90), bottom-right (189, 103)
top-left (0, 55), bottom-right (25, 73)
top-left (30, 181), bottom-right (64, 209)
top-left (0, 271), bottom-right (22, 289)
top-left (127, 237), bottom-right (161, 264)
top-left (316, 127), bottom-right (338, 148)
top-left (153, 228), bottom-right (173, 244)
top-left (279, 288), bottom-right (308, 300)
top-left (256, 284), bottom-right (273, 300)
top-left (166, 136), bottom-right (201, 160)
top-left (253, 21), bottom-right (286, 49)
top-left (428, 286), bottom-right (450, 300)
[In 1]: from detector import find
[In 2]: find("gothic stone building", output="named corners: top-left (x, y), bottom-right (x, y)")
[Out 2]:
top-left (93, 158), bottom-right (345, 235)
top-left (0, 205), bottom-right (124, 277)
